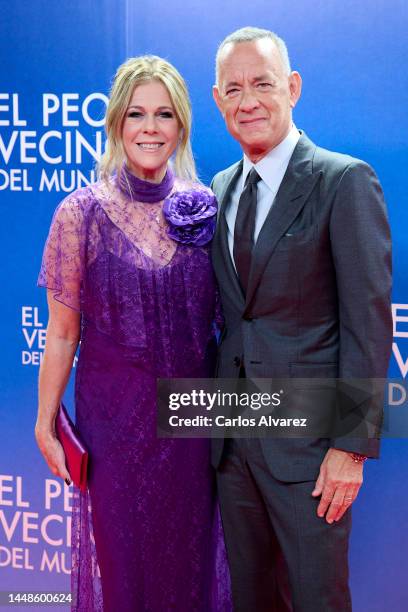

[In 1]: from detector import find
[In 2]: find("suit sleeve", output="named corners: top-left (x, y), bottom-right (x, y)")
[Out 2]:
top-left (329, 161), bottom-right (392, 457)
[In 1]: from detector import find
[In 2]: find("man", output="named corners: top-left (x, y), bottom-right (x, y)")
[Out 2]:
top-left (211, 27), bottom-right (392, 611)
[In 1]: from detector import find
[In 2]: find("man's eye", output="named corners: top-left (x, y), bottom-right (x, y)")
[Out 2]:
top-left (257, 82), bottom-right (272, 89)
top-left (226, 88), bottom-right (239, 96)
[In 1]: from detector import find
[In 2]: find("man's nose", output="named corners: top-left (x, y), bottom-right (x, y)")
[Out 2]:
top-left (238, 89), bottom-right (260, 112)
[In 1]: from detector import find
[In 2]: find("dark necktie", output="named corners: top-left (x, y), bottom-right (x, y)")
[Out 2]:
top-left (233, 168), bottom-right (261, 294)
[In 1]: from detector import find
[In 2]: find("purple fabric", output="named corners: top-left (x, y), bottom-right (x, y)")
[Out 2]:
top-left (118, 164), bottom-right (175, 203)
top-left (38, 177), bottom-right (230, 612)
top-left (163, 190), bottom-right (218, 246)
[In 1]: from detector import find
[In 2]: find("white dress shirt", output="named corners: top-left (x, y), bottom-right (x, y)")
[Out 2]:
top-left (225, 124), bottom-right (300, 268)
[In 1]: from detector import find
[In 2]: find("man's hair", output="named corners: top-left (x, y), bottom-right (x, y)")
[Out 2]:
top-left (215, 26), bottom-right (291, 86)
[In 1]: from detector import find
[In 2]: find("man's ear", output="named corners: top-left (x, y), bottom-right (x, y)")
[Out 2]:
top-left (212, 85), bottom-right (224, 115)
top-left (288, 71), bottom-right (302, 109)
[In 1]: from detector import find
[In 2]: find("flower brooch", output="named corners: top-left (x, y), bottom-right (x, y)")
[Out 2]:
top-left (163, 190), bottom-right (218, 246)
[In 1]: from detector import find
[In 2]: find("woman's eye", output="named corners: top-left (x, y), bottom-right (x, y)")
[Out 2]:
top-left (159, 111), bottom-right (174, 119)
top-left (128, 111), bottom-right (143, 118)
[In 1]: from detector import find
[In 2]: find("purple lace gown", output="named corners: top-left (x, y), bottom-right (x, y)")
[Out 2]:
top-left (38, 174), bottom-right (231, 611)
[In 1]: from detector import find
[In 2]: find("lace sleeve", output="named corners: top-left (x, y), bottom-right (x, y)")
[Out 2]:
top-left (37, 192), bottom-right (85, 311)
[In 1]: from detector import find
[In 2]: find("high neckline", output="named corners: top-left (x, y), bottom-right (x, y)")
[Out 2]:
top-left (117, 164), bottom-right (175, 203)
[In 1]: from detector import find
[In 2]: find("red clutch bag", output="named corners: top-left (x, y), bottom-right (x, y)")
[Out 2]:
top-left (55, 402), bottom-right (88, 491)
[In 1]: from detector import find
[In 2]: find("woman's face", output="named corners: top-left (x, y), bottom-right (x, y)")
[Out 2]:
top-left (122, 80), bottom-right (180, 182)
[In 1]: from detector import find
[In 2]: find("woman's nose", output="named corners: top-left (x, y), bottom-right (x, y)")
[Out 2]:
top-left (143, 114), bottom-right (158, 133)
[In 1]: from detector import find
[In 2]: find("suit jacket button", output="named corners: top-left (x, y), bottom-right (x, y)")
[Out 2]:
top-left (233, 356), bottom-right (241, 367)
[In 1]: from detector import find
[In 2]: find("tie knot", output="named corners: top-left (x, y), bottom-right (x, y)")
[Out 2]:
top-left (245, 168), bottom-right (261, 186)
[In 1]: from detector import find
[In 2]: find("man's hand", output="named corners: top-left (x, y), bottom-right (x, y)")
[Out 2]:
top-left (311, 448), bottom-right (364, 523)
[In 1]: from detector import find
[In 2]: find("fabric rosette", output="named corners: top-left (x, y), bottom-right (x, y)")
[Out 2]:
top-left (163, 190), bottom-right (218, 246)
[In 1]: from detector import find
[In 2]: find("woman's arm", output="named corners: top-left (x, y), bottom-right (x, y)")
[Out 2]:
top-left (35, 289), bottom-right (81, 483)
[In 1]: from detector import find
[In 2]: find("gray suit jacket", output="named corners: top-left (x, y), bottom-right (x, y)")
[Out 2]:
top-left (211, 132), bottom-right (392, 481)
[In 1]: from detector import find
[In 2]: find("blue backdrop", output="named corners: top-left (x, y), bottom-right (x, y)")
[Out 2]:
top-left (1, 1), bottom-right (407, 610)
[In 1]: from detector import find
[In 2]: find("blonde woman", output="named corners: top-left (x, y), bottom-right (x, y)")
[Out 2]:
top-left (36, 56), bottom-right (230, 611)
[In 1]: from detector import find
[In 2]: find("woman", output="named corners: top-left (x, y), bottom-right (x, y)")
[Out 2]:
top-left (35, 56), bottom-right (230, 611)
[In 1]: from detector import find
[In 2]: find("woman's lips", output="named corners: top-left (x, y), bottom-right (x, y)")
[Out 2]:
top-left (137, 143), bottom-right (164, 149)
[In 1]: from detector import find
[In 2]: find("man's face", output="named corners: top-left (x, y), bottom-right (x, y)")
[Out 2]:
top-left (213, 39), bottom-right (302, 162)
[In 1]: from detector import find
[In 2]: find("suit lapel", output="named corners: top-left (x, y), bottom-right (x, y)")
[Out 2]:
top-left (244, 134), bottom-right (321, 311)
top-left (213, 161), bottom-right (245, 305)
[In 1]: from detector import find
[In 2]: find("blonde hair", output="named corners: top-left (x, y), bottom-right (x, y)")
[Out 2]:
top-left (99, 55), bottom-right (197, 182)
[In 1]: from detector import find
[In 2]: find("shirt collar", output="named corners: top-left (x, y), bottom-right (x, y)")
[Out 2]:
top-left (242, 124), bottom-right (300, 193)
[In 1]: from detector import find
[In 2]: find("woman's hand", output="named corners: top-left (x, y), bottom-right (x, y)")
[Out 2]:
top-left (36, 292), bottom-right (81, 485)
top-left (35, 424), bottom-right (72, 484)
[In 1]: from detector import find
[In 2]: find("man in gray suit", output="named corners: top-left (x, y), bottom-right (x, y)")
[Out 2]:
top-left (211, 27), bottom-right (392, 611)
